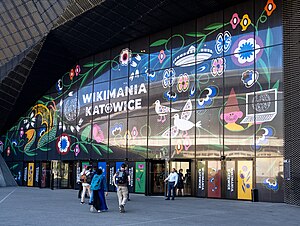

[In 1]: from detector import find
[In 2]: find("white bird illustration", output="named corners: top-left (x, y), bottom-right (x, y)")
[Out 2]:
top-left (153, 100), bottom-right (179, 123)
top-left (173, 113), bottom-right (201, 136)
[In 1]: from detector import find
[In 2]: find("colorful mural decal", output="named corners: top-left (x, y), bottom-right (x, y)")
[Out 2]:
top-left (2, 1), bottom-right (283, 198)
top-left (27, 162), bottom-right (34, 187)
top-left (135, 162), bottom-right (146, 193)
top-left (237, 161), bottom-right (252, 200)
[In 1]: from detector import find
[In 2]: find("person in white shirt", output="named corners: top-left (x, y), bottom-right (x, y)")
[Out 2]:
top-left (80, 166), bottom-right (91, 204)
top-left (164, 168), bottom-right (178, 200)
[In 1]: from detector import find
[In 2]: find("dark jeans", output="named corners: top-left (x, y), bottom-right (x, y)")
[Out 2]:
top-left (167, 182), bottom-right (176, 199)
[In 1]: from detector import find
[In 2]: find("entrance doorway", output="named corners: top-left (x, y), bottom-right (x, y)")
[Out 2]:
top-left (148, 160), bottom-right (166, 195)
top-left (170, 160), bottom-right (192, 196)
top-left (196, 159), bottom-right (253, 200)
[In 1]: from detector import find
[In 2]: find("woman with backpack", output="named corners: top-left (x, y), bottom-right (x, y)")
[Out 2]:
top-left (90, 168), bottom-right (108, 213)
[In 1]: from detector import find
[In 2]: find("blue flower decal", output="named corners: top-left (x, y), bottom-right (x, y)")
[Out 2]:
top-left (164, 91), bottom-right (178, 102)
top-left (162, 68), bottom-right (176, 88)
top-left (215, 31), bottom-right (232, 54)
top-left (197, 86), bottom-right (218, 109)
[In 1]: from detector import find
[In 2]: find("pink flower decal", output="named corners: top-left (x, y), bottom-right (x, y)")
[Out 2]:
top-left (93, 124), bottom-right (105, 143)
top-left (230, 13), bottom-right (240, 30)
top-left (136, 178), bottom-right (141, 182)
top-left (211, 57), bottom-right (226, 77)
top-left (74, 144), bottom-right (80, 157)
top-left (138, 164), bottom-right (144, 169)
top-left (7, 147), bottom-right (11, 156)
top-left (131, 127), bottom-right (138, 139)
top-left (20, 127), bottom-right (24, 137)
top-left (158, 50), bottom-right (166, 63)
top-left (75, 65), bottom-right (81, 76)
top-left (177, 73), bottom-right (189, 93)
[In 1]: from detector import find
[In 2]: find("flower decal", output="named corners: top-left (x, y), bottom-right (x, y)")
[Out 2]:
top-left (232, 35), bottom-right (263, 66)
top-left (69, 69), bottom-right (75, 80)
top-left (241, 70), bottom-right (259, 88)
top-left (20, 127), bottom-right (24, 137)
top-left (164, 91), bottom-right (178, 102)
top-left (138, 164), bottom-right (144, 169)
top-left (75, 65), bottom-right (81, 76)
top-left (74, 144), bottom-right (80, 157)
top-left (93, 124), bottom-right (105, 143)
top-left (230, 13), bottom-right (240, 29)
top-left (56, 79), bottom-right (63, 93)
top-left (162, 68), bottom-right (176, 88)
top-left (56, 133), bottom-right (71, 155)
top-left (119, 48), bottom-right (132, 66)
top-left (131, 127), bottom-right (138, 139)
top-left (215, 31), bottom-right (231, 54)
top-left (111, 123), bottom-right (123, 136)
top-left (240, 14), bottom-right (251, 31)
top-left (211, 57), bottom-right (226, 77)
top-left (6, 147), bottom-right (10, 156)
top-left (177, 73), bottom-right (189, 93)
top-left (175, 140), bottom-right (183, 155)
top-left (158, 50), bottom-right (166, 63)
top-left (264, 0), bottom-right (276, 17)
top-left (23, 112), bottom-right (36, 129)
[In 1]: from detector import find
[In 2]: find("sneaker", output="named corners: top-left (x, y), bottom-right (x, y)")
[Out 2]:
top-left (90, 206), bottom-right (94, 212)
top-left (97, 210), bottom-right (101, 213)
top-left (80, 202), bottom-right (85, 204)
top-left (119, 205), bottom-right (125, 213)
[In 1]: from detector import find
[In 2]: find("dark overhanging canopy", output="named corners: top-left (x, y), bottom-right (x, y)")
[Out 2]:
top-left (0, 0), bottom-right (241, 134)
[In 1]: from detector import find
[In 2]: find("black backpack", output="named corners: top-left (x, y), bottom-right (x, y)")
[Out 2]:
top-left (86, 173), bottom-right (92, 184)
top-left (116, 171), bottom-right (128, 184)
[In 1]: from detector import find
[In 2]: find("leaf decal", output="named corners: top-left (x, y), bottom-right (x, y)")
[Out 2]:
top-left (97, 144), bottom-right (113, 153)
top-left (272, 80), bottom-right (280, 90)
top-left (92, 144), bottom-right (102, 156)
top-left (257, 59), bottom-right (270, 85)
top-left (265, 28), bottom-right (273, 58)
top-left (196, 37), bottom-right (206, 54)
top-left (94, 61), bottom-right (109, 77)
top-left (79, 143), bottom-right (89, 154)
top-left (81, 125), bottom-right (91, 141)
top-left (204, 23), bottom-right (223, 31)
top-left (186, 32), bottom-right (205, 37)
top-left (150, 39), bottom-right (168, 47)
top-left (42, 95), bottom-right (54, 101)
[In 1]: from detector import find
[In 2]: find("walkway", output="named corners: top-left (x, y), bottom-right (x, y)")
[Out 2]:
top-left (0, 187), bottom-right (299, 226)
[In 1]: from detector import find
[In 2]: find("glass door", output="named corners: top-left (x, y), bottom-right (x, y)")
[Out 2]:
top-left (149, 160), bottom-right (165, 195)
top-left (225, 160), bottom-right (236, 199)
top-left (237, 161), bottom-right (253, 200)
top-left (207, 161), bottom-right (222, 198)
top-left (61, 162), bottom-right (69, 188)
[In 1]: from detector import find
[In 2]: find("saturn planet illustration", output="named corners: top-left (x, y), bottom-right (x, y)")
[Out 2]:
top-left (173, 45), bottom-right (213, 67)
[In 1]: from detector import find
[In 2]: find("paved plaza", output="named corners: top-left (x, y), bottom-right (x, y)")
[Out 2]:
top-left (0, 187), bottom-right (300, 226)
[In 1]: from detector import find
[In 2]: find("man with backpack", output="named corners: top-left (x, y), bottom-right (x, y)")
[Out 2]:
top-left (113, 163), bottom-right (130, 213)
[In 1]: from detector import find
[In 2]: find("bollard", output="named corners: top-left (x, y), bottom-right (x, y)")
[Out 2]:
top-left (251, 188), bottom-right (258, 202)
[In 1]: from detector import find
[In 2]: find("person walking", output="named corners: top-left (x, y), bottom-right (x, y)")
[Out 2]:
top-left (113, 164), bottom-right (130, 213)
top-left (164, 168), bottom-right (178, 200)
top-left (176, 169), bottom-right (184, 196)
top-left (90, 168), bottom-right (108, 213)
top-left (80, 167), bottom-right (91, 204)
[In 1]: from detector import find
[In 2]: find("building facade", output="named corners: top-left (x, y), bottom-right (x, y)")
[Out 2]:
top-left (1, 0), bottom-right (284, 202)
